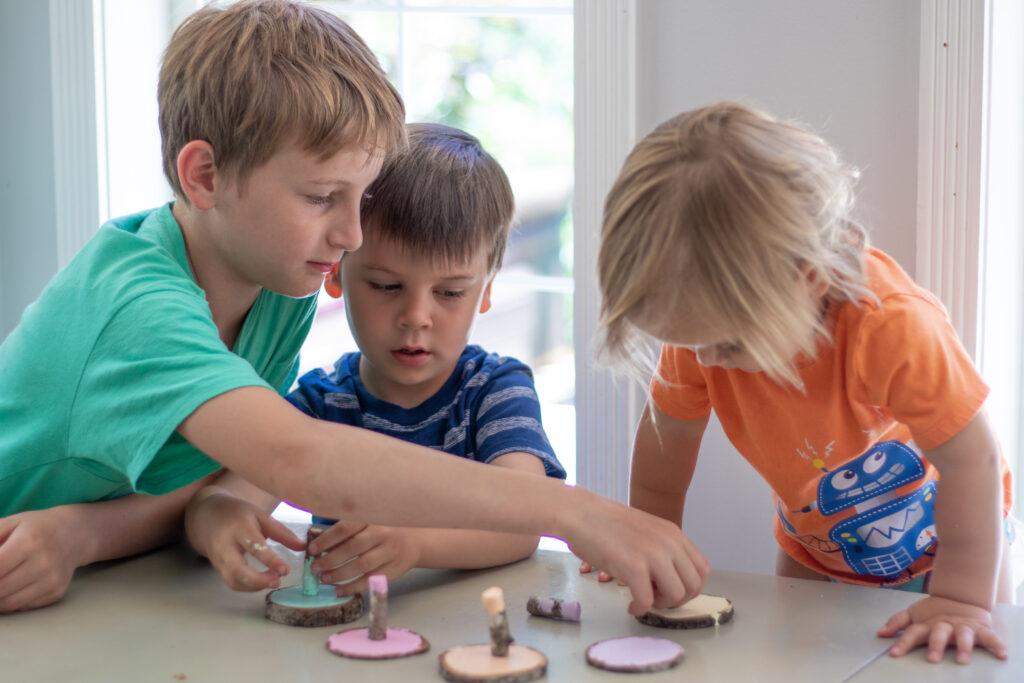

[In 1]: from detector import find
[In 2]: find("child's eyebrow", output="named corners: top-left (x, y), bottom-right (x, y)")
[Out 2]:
top-left (306, 178), bottom-right (356, 188)
top-left (363, 265), bottom-right (479, 282)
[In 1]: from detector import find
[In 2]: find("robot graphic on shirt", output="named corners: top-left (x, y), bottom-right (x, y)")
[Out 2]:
top-left (779, 440), bottom-right (938, 579)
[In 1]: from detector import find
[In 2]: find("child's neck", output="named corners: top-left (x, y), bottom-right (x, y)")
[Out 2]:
top-left (174, 204), bottom-right (260, 350)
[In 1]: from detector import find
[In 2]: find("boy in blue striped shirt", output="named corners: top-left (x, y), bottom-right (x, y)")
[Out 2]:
top-left (186, 123), bottom-right (566, 595)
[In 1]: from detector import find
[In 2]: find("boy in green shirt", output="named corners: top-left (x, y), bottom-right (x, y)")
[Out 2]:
top-left (0, 0), bottom-right (706, 614)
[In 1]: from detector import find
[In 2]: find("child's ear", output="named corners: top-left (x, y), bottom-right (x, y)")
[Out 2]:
top-left (799, 262), bottom-right (830, 299)
top-left (324, 262), bottom-right (343, 299)
top-left (177, 140), bottom-right (219, 210)
top-left (478, 276), bottom-right (495, 314)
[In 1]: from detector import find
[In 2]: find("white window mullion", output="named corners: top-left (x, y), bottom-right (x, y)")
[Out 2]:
top-left (50, 0), bottom-right (102, 267)
top-left (573, 0), bottom-right (640, 503)
top-left (916, 0), bottom-right (986, 356)
top-left (978, 0), bottom-right (1024, 505)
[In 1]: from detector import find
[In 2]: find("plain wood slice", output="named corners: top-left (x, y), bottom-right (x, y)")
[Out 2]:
top-left (326, 627), bottom-right (430, 660)
top-left (585, 636), bottom-right (683, 673)
top-left (439, 644), bottom-right (547, 683)
top-left (636, 593), bottom-right (734, 629)
top-left (264, 588), bottom-right (364, 627)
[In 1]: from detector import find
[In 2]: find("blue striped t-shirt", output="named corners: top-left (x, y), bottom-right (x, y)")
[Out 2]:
top-left (286, 345), bottom-right (565, 524)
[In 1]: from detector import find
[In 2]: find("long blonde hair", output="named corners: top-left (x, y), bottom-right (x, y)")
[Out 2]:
top-left (598, 102), bottom-right (871, 388)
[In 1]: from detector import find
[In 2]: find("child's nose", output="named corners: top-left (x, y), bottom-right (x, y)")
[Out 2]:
top-left (327, 202), bottom-right (363, 252)
top-left (695, 346), bottom-right (723, 367)
top-left (398, 295), bottom-right (432, 330)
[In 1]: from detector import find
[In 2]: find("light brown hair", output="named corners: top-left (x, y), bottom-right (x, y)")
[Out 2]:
top-left (360, 122), bottom-right (515, 272)
top-left (159, 0), bottom-right (405, 200)
top-left (598, 102), bottom-right (872, 387)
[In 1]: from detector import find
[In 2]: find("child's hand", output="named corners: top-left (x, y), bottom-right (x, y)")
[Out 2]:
top-left (878, 596), bottom-right (1008, 664)
top-left (578, 561), bottom-right (619, 584)
top-left (0, 507), bottom-right (85, 612)
top-left (185, 491), bottom-right (305, 592)
top-left (308, 521), bottom-right (421, 596)
top-left (563, 491), bottom-right (709, 615)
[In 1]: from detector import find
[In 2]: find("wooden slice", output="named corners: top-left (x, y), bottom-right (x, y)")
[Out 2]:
top-left (636, 593), bottom-right (734, 629)
top-left (585, 636), bottom-right (683, 673)
top-left (439, 644), bottom-right (547, 683)
top-left (327, 627), bottom-right (430, 660)
top-left (265, 585), bottom-right (364, 627)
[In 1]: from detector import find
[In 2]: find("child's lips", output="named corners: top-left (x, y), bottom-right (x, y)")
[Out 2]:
top-left (308, 261), bottom-right (335, 274)
top-left (391, 347), bottom-right (430, 367)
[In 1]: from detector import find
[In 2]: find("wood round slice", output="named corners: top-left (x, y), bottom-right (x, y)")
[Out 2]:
top-left (439, 644), bottom-right (547, 683)
top-left (265, 585), bottom-right (364, 627)
top-left (326, 627), bottom-right (430, 660)
top-left (585, 636), bottom-right (683, 673)
top-left (636, 593), bottom-right (734, 629)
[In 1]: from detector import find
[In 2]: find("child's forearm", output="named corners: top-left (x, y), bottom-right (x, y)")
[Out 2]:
top-left (924, 412), bottom-right (1003, 610)
top-left (178, 387), bottom-right (579, 537)
top-left (63, 473), bottom-right (217, 567)
top-left (410, 528), bottom-right (540, 570)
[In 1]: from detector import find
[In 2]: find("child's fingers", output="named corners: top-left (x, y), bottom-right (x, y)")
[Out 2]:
top-left (617, 562), bottom-right (656, 616)
top-left (925, 621), bottom-right (954, 663)
top-left (313, 527), bottom-right (380, 574)
top-left (321, 544), bottom-right (387, 588)
top-left (259, 517), bottom-right (305, 553)
top-left (0, 581), bottom-right (44, 613)
top-left (219, 556), bottom-right (281, 592)
top-left (954, 625), bottom-right (976, 665)
top-left (0, 565), bottom-right (34, 612)
top-left (973, 626), bottom-right (1008, 661)
top-left (887, 622), bottom-right (929, 657)
top-left (877, 609), bottom-right (912, 637)
top-left (240, 536), bottom-right (289, 578)
top-left (309, 520), bottom-right (367, 555)
top-left (579, 561), bottom-right (594, 574)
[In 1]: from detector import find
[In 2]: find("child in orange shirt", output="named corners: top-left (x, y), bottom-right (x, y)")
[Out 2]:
top-left (595, 101), bottom-right (1013, 664)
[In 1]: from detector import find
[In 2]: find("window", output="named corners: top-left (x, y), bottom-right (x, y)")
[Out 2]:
top-left (299, 1), bottom-right (577, 486)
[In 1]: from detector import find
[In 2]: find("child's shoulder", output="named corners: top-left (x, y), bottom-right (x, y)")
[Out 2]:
top-left (853, 248), bottom-right (946, 314)
top-left (836, 247), bottom-right (959, 351)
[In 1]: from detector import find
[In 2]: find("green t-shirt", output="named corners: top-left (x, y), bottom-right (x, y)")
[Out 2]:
top-left (0, 204), bottom-right (317, 515)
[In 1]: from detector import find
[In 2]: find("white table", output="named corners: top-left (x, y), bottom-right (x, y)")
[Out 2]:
top-left (2, 541), bottom-right (1021, 682)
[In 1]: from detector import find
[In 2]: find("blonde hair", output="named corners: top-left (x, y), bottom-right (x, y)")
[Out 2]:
top-left (159, 0), bottom-right (405, 201)
top-left (361, 123), bottom-right (514, 273)
top-left (598, 102), bottom-right (871, 388)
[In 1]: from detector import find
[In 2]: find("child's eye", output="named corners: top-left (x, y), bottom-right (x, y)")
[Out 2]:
top-left (307, 194), bottom-right (332, 206)
top-left (437, 289), bottom-right (466, 299)
top-left (369, 282), bottom-right (400, 292)
top-left (718, 343), bottom-right (743, 355)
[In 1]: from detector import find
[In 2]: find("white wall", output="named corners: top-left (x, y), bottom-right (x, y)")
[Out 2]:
top-left (633, 0), bottom-right (921, 575)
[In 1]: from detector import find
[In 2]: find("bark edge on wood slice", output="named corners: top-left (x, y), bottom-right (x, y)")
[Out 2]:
top-left (264, 587), bottom-right (364, 627)
top-left (585, 636), bottom-right (683, 673)
top-left (636, 593), bottom-right (734, 629)
top-left (326, 626), bottom-right (430, 660)
top-left (438, 644), bottom-right (547, 683)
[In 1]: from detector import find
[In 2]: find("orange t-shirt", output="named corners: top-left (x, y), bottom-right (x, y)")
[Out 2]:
top-left (650, 248), bottom-right (1013, 586)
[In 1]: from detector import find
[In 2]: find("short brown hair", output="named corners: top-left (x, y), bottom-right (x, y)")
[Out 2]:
top-left (361, 123), bottom-right (514, 272)
top-left (159, 0), bottom-right (405, 200)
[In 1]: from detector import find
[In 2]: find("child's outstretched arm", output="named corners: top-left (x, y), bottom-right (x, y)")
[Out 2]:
top-left (0, 475), bottom-right (215, 612)
top-left (177, 386), bottom-right (707, 614)
top-left (184, 471), bottom-right (305, 592)
top-left (877, 411), bottom-right (1009, 664)
top-left (582, 403), bottom-right (709, 581)
top-left (307, 451), bottom-right (546, 595)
